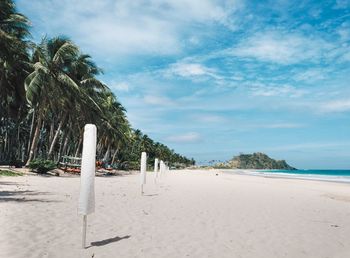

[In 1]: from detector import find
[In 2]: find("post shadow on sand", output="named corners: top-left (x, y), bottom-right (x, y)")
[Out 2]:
top-left (89, 235), bottom-right (131, 247)
top-left (0, 181), bottom-right (26, 186)
top-left (143, 193), bottom-right (158, 197)
top-left (0, 189), bottom-right (57, 203)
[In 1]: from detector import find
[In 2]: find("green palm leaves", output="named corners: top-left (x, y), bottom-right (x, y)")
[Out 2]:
top-left (0, 0), bottom-right (30, 113)
top-left (25, 37), bottom-right (79, 105)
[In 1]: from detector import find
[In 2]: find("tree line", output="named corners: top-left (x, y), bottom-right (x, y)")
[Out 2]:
top-left (0, 0), bottom-right (195, 169)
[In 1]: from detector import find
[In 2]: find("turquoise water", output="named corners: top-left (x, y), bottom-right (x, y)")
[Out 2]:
top-left (261, 169), bottom-right (350, 177)
top-left (223, 169), bottom-right (350, 182)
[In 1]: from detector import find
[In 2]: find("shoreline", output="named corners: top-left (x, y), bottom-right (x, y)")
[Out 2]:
top-left (2, 166), bottom-right (350, 184)
top-left (217, 169), bottom-right (350, 184)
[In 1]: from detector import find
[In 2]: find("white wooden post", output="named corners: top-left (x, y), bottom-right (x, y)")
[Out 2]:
top-left (140, 152), bottom-right (147, 195)
top-left (154, 158), bottom-right (159, 182)
top-left (159, 160), bottom-right (164, 178)
top-left (78, 124), bottom-right (97, 249)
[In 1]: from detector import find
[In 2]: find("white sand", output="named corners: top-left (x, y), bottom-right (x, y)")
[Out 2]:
top-left (1, 169), bottom-right (350, 258)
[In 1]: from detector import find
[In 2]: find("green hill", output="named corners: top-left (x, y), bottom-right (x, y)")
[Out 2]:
top-left (214, 152), bottom-right (296, 170)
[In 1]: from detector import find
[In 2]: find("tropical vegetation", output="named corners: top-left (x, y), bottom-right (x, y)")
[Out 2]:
top-left (214, 152), bottom-right (296, 170)
top-left (0, 0), bottom-right (195, 170)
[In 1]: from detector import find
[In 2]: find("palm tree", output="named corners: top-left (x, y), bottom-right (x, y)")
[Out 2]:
top-left (24, 36), bottom-right (81, 165)
top-left (95, 90), bottom-right (130, 163)
top-left (0, 0), bottom-right (31, 162)
top-left (47, 53), bottom-right (105, 158)
top-left (0, 0), bottom-right (30, 106)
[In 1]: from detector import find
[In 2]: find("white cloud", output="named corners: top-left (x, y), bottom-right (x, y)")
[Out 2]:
top-left (193, 114), bottom-right (226, 123)
top-left (166, 132), bottom-right (201, 143)
top-left (261, 123), bottom-right (304, 129)
top-left (341, 51), bottom-right (350, 62)
top-left (230, 31), bottom-right (332, 64)
top-left (110, 82), bottom-right (130, 92)
top-left (251, 84), bottom-right (307, 98)
top-left (266, 142), bottom-right (350, 152)
top-left (20, 0), bottom-right (241, 57)
top-left (337, 22), bottom-right (350, 42)
top-left (143, 95), bottom-right (174, 106)
top-left (334, 0), bottom-right (350, 9)
top-left (293, 68), bottom-right (329, 83)
top-left (230, 121), bottom-right (306, 131)
top-left (188, 36), bottom-right (200, 45)
top-left (166, 62), bottom-right (219, 79)
top-left (319, 99), bottom-right (350, 113)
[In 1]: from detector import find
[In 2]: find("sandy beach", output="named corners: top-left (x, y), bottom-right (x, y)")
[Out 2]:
top-left (1, 169), bottom-right (350, 258)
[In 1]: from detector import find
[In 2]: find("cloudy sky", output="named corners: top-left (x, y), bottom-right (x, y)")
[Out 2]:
top-left (16, 0), bottom-right (350, 168)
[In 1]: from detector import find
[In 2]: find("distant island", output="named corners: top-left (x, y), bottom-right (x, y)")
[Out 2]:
top-left (214, 152), bottom-right (296, 170)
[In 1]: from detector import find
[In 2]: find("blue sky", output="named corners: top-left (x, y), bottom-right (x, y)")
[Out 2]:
top-left (16, 0), bottom-right (350, 168)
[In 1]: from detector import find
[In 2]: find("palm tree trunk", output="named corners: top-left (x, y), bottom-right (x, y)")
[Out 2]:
top-left (57, 130), bottom-right (65, 162)
top-left (48, 117), bottom-right (55, 145)
top-left (27, 110), bottom-right (35, 154)
top-left (4, 130), bottom-right (8, 159)
top-left (7, 129), bottom-right (11, 159)
top-left (48, 115), bottom-right (66, 158)
top-left (103, 142), bottom-right (111, 161)
top-left (66, 145), bottom-right (71, 156)
top-left (111, 143), bottom-right (120, 165)
top-left (97, 138), bottom-right (103, 156)
top-left (16, 122), bottom-right (21, 159)
top-left (25, 115), bottom-right (42, 166)
top-left (34, 120), bottom-right (45, 159)
top-left (21, 144), bottom-right (25, 162)
top-left (61, 132), bottom-right (70, 157)
top-left (74, 135), bottom-right (83, 157)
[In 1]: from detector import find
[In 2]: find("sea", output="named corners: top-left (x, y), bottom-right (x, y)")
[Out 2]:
top-left (225, 169), bottom-right (350, 183)
top-left (262, 169), bottom-right (350, 177)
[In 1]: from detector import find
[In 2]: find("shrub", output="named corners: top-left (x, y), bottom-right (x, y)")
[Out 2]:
top-left (9, 160), bottom-right (24, 168)
top-left (29, 159), bottom-right (56, 174)
top-left (0, 170), bottom-right (23, 176)
top-left (119, 161), bottom-right (139, 170)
